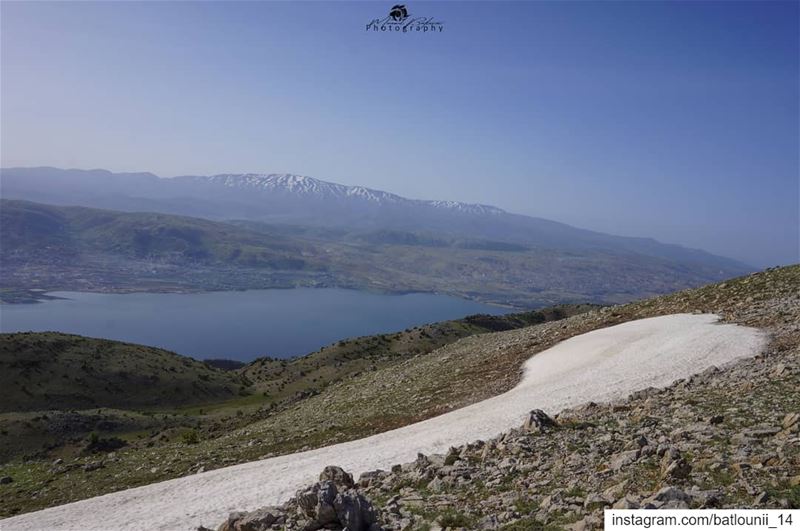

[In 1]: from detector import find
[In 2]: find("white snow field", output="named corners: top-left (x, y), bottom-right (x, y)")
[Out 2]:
top-left (2, 313), bottom-right (767, 531)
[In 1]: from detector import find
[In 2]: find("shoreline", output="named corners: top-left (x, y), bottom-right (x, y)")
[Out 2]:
top-left (0, 285), bottom-right (526, 311)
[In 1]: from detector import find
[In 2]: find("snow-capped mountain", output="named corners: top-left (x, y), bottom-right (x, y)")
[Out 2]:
top-left (199, 173), bottom-right (405, 204)
top-left (427, 200), bottom-right (505, 216)
top-left (0, 166), bottom-right (751, 275)
top-left (186, 173), bottom-right (504, 215)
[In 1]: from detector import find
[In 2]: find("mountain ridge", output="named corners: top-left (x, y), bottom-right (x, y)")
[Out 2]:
top-left (0, 167), bottom-right (751, 272)
top-left (0, 199), bottom-right (750, 308)
top-left (3, 167), bottom-right (508, 216)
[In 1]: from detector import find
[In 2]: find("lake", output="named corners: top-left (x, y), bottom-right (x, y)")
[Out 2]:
top-left (0, 289), bottom-right (508, 361)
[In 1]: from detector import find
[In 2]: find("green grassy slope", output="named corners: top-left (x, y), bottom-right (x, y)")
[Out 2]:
top-left (0, 199), bottom-right (324, 270)
top-left (0, 332), bottom-right (247, 412)
top-left (0, 305), bottom-right (596, 465)
top-left (241, 305), bottom-right (597, 400)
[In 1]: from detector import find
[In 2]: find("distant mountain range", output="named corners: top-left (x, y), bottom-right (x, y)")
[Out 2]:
top-left (0, 167), bottom-right (754, 307)
top-left (0, 167), bottom-right (750, 272)
top-left (1, 167), bottom-right (506, 217)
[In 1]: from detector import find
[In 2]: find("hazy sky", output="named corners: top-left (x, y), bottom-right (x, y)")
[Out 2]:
top-left (1, 1), bottom-right (798, 267)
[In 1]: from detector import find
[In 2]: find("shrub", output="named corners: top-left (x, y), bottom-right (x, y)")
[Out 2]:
top-left (437, 509), bottom-right (474, 528)
top-left (182, 429), bottom-right (200, 445)
top-left (85, 433), bottom-right (127, 453)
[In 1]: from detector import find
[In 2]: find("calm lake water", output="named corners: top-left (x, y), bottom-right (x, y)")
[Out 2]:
top-left (0, 289), bottom-right (507, 361)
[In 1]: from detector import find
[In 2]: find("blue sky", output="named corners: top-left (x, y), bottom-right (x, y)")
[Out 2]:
top-left (1, 1), bottom-right (797, 267)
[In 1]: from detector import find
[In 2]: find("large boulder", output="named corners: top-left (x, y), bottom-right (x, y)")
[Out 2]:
top-left (213, 467), bottom-right (380, 531)
top-left (294, 467), bottom-right (380, 531)
top-left (296, 481), bottom-right (339, 529)
top-left (333, 489), bottom-right (379, 531)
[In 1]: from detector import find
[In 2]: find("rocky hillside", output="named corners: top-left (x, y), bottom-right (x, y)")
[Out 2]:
top-left (0, 266), bottom-right (796, 524)
top-left (209, 265), bottom-right (799, 530)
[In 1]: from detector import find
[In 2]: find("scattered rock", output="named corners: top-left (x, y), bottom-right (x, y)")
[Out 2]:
top-left (613, 496), bottom-right (640, 509)
top-left (662, 458), bottom-right (692, 481)
top-left (609, 449), bottom-right (640, 471)
top-left (319, 465), bottom-right (355, 488)
top-left (603, 480), bottom-right (629, 500)
top-left (218, 507), bottom-right (283, 531)
top-left (83, 462), bottom-right (104, 472)
top-left (648, 487), bottom-right (690, 503)
top-left (358, 470), bottom-right (384, 488)
top-left (523, 409), bottom-right (556, 433)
